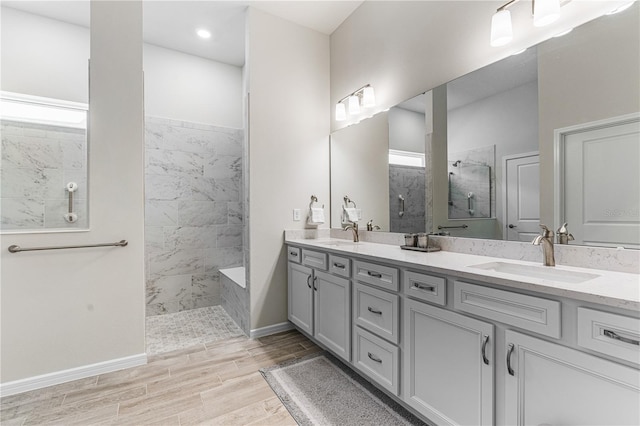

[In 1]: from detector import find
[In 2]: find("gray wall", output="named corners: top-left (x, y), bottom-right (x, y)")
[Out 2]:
top-left (145, 116), bottom-right (244, 316)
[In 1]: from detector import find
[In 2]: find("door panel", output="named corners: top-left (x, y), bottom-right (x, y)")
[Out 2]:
top-left (563, 120), bottom-right (640, 248)
top-left (506, 154), bottom-right (540, 242)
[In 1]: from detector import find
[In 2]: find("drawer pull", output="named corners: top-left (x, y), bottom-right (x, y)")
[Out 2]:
top-left (507, 343), bottom-right (515, 376)
top-left (333, 262), bottom-right (346, 269)
top-left (367, 306), bottom-right (383, 315)
top-left (603, 329), bottom-right (640, 346)
top-left (413, 282), bottom-right (435, 292)
top-left (306, 275), bottom-right (312, 289)
top-left (290, 251), bottom-right (298, 257)
top-left (367, 352), bottom-right (382, 363)
top-left (367, 271), bottom-right (383, 278)
top-left (481, 335), bottom-right (490, 365)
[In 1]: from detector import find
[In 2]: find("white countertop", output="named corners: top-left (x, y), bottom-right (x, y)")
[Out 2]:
top-left (285, 238), bottom-right (640, 311)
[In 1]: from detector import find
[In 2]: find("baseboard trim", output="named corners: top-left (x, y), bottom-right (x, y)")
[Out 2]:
top-left (0, 353), bottom-right (147, 397)
top-left (250, 321), bottom-right (294, 339)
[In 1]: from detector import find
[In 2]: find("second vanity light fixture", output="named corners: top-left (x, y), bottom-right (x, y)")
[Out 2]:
top-left (490, 0), bottom-right (561, 47)
top-left (335, 84), bottom-right (375, 121)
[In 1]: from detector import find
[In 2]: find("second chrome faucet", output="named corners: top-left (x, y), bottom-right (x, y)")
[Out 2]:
top-left (532, 224), bottom-right (555, 266)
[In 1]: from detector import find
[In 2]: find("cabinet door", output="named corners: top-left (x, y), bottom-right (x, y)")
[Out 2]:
top-left (314, 270), bottom-right (351, 362)
top-left (404, 299), bottom-right (494, 426)
top-left (288, 262), bottom-right (313, 336)
top-left (505, 330), bottom-right (640, 426)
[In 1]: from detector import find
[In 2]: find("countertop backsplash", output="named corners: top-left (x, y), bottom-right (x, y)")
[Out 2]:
top-left (284, 229), bottom-right (639, 274)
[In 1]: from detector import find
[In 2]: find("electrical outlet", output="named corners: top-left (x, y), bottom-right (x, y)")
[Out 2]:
top-left (293, 209), bottom-right (301, 221)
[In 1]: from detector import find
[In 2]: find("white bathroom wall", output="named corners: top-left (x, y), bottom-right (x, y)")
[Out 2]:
top-left (143, 44), bottom-right (242, 128)
top-left (330, 1), bottom-right (629, 132)
top-left (0, 7), bottom-right (242, 128)
top-left (246, 8), bottom-right (330, 332)
top-left (0, 0), bottom-right (145, 385)
top-left (389, 107), bottom-right (425, 153)
top-left (0, 6), bottom-right (89, 103)
top-left (538, 5), bottom-right (640, 226)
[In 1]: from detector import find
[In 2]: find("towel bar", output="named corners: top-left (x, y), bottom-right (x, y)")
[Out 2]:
top-left (8, 240), bottom-right (128, 253)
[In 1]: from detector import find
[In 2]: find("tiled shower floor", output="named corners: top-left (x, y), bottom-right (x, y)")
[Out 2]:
top-left (146, 305), bottom-right (245, 355)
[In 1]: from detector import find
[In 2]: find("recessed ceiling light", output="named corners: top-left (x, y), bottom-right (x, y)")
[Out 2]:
top-left (196, 28), bottom-right (211, 39)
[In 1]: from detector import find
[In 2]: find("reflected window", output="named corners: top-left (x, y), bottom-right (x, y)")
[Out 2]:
top-left (389, 149), bottom-right (425, 167)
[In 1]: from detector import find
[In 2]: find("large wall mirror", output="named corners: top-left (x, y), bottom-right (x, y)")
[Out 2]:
top-left (330, 4), bottom-right (639, 249)
top-left (1, 1), bottom-right (90, 232)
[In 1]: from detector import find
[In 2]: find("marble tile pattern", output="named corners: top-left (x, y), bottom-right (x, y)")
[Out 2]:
top-left (145, 116), bottom-right (244, 316)
top-left (145, 306), bottom-right (245, 355)
top-left (1, 120), bottom-right (88, 231)
top-left (221, 270), bottom-right (250, 336)
top-left (448, 145), bottom-right (494, 219)
top-left (389, 164), bottom-right (426, 233)
top-left (321, 228), bottom-right (640, 274)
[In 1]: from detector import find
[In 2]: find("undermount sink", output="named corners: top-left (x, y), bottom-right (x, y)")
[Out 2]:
top-left (316, 240), bottom-right (359, 247)
top-left (469, 261), bottom-right (600, 284)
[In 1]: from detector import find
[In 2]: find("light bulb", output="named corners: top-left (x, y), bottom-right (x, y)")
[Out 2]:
top-left (335, 103), bottom-right (346, 121)
top-left (348, 95), bottom-right (360, 115)
top-left (490, 9), bottom-right (513, 47)
top-left (362, 86), bottom-right (376, 108)
top-left (533, 0), bottom-right (560, 27)
top-left (196, 28), bottom-right (212, 39)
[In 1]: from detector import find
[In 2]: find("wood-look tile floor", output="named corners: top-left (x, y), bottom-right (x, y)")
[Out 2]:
top-left (1, 330), bottom-right (321, 425)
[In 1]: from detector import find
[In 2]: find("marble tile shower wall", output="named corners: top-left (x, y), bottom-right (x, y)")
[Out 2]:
top-left (389, 164), bottom-right (426, 234)
top-left (0, 120), bottom-right (87, 230)
top-left (145, 116), bottom-right (244, 316)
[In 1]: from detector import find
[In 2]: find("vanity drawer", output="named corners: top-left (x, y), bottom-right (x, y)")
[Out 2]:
top-left (329, 255), bottom-right (351, 278)
top-left (577, 307), bottom-right (640, 366)
top-left (353, 327), bottom-right (399, 396)
top-left (301, 249), bottom-right (327, 271)
top-left (287, 246), bottom-right (301, 263)
top-left (404, 270), bottom-right (446, 306)
top-left (453, 281), bottom-right (561, 338)
top-left (353, 282), bottom-right (399, 344)
top-left (353, 260), bottom-right (399, 292)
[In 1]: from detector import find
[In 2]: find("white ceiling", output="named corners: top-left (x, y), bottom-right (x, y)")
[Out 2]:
top-left (2, 0), bottom-right (363, 67)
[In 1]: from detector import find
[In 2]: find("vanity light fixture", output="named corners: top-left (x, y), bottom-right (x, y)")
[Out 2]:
top-left (490, 0), bottom-right (561, 47)
top-left (335, 84), bottom-right (375, 121)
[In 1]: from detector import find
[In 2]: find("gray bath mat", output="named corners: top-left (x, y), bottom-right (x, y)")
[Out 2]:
top-left (260, 352), bottom-right (425, 426)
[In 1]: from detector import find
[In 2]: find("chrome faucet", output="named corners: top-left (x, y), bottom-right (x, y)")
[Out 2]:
top-left (556, 222), bottom-right (574, 245)
top-left (366, 220), bottom-right (380, 231)
top-left (532, 224), bottom-right (555, 266)
top-left (344, 222), bottom-right (359, 242)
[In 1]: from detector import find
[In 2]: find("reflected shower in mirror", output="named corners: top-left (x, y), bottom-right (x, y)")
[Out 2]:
top-left (0, 2), bottom-right (90, 232)
top-left (330, 4), bottom-right (639, 248)
top-left (388, 94), bottom-right (427, 234)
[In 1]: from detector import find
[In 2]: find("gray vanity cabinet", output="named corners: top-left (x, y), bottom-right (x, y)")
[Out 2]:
top-left (504, 330), bottom-right (640, 425)
top-left (314, 270), bottom-right (351, 362)
top-left (288, 262), bottom-right (314, 336)
top-left (287, 248), bottom-right (351, 362)
top-left (404, 298), bottom-right (495, 426)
